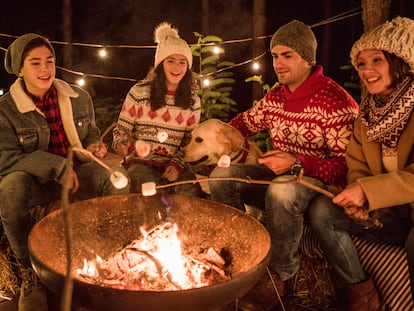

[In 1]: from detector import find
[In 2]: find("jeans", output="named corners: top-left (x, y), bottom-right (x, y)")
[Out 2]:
top-left (209, 165), bottom-right (326, 281)
top-left (208, 164), bottom-right (275, 211)
top-left (127, 163), bottom-right (204, 197)
top-left (308, 195), bottom-right (412, 284)
top-left (265, 175), bottom-right (326, 281)
top-left (0, 162), bottom-right (129, 265)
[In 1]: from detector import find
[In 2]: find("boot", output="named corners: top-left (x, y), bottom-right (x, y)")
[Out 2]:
top-left (238, 268), bottom-right (285, 311)
top-left (18, 266), bottom-right (48, 311)
top-left (341, 278), bottom-right (384, 311)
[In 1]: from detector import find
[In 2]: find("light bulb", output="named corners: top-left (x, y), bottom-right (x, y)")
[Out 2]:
top-left (99, 48), bottom-right (107, 58)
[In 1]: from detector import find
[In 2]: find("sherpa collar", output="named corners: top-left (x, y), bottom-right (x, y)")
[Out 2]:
top-left (9, 78), bottom-right (83, 150)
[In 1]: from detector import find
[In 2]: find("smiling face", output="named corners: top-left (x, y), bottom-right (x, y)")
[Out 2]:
top-left (162, 54), bottom-right (188, 91)
top-left (18, 45), bottom-right (55, 99)
top-left (355, 49), bottom-right (393, 97)
top-left (271, 45), bottom-right (312, 92)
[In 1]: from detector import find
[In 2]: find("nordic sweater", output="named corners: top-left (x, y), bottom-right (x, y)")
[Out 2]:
top-left (230, 66), bottom-right (359, 187)
top-left (114, 83), bottom-right (201, 169)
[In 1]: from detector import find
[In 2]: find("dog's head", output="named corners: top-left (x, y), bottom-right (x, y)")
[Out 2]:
top-left (183, 119), bottom-right (245, 166)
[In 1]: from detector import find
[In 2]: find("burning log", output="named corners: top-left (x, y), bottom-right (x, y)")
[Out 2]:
top-left (76, 221), bottom-right (230, 291)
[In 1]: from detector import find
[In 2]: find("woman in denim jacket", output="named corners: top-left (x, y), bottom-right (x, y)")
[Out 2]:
top-left (0, 33), bottom-right (129, 311)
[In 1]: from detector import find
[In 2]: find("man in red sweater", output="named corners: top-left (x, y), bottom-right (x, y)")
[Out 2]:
top-left (208, 20), bottom-right (359, 310)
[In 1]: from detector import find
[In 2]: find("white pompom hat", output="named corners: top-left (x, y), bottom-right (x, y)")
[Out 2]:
top-left (153, 22), bottom-right (193, 69)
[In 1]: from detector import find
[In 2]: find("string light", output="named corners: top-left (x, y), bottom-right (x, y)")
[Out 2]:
top-left (0, 8), bottom-right (362, 85)
top-left (98, 48), bottom-right (107, 58)
top-left (76, 77), bottom-right (86, 86)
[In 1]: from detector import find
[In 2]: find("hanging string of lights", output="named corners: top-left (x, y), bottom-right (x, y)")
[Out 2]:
top-left (0, 7), bottom-right (361, 87)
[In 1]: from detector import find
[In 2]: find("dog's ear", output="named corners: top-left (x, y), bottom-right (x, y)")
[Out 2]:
top-left (218, 124), bottom-right (244, 148)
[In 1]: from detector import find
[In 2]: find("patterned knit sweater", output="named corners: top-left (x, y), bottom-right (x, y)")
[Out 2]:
top-left (230, 65), bottom-right (359, 187)
top-left (113, 83), bottom-right (201, 169)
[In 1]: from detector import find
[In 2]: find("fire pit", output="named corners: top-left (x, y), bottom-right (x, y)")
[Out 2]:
top-left (28, 194), bottom-right (271, 311)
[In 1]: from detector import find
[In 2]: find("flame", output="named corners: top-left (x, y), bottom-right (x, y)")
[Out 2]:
top-left (76, 221), bottom-right (228, 290)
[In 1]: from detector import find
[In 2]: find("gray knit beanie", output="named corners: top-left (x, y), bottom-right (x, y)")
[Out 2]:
top-left (350, 16), bottom-right (414, 73)
top-left (4, 33), bottom-right (55, 75)
top-left (270, 20), bottom-right (317, 65)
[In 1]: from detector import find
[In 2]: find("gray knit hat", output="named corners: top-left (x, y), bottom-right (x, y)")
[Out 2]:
top-left (350, 16), bottom-right (414, 73)
top-left (270, 20), bottom-right (317, 65)
top-left (4, 33), bottom-right (55, 75)
top-left (153, 22), bottom-right (193, 69)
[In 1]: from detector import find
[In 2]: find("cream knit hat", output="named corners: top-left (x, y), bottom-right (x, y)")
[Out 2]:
top-left (270, 20), bottom-right (317, 65)
top-left (4, 33), bottom-right (55, 75)
top-left (350, 16), bottom-right (414, 72)
top-left (153, 22), bottom-right (193, 69)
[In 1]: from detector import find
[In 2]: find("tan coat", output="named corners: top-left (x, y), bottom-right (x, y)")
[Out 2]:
top-left (346, 113), bottom-right (414, 211)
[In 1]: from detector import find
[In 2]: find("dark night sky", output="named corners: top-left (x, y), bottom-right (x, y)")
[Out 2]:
top-left (1, 0), bottom-right (413, 114)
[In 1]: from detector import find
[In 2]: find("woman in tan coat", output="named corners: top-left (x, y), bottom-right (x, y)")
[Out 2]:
top-left (309, 16), bottom-right (414, 311)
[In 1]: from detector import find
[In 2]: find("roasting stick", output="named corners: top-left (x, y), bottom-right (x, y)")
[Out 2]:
top-left (148, 170), bottom-right (383, 229)
top-left (98, 122), bottom-right (383, 229)
top-left (295, 170), bottom-right (383, 229)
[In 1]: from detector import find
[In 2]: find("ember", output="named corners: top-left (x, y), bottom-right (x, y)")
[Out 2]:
top-left (76, 221), bottom-right (230, 291)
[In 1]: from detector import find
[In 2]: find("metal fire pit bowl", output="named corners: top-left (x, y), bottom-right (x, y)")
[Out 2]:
top-left (29, 194), bottom-right (271, 311)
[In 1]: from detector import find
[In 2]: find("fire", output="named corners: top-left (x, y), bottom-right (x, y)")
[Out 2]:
top-left (76, 221), bottom-right (230, 290)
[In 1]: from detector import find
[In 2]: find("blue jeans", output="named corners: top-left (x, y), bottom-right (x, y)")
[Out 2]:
top-left (265, 175), bottom-right (326, 281)
top-left (208, 164), bottom-right (276, 211)
top-left (127, 163), bottom-right (204, 197)
top-left (0, 162), bottom-right (129, 265)
top-left (308, 195), bottom-right (412, 285)
top-left (209, 165), bottom-right (326, 281)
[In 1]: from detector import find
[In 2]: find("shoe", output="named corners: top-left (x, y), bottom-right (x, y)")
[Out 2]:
top-left (18, 266), bottom-right (48, 311)
top-left (238, 268), bottom-right (285, 311)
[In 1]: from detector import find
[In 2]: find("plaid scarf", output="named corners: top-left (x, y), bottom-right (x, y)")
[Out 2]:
top-left (359, 75), bottom-right (414, 148)
top-left (25, 84), bottom-right (70, 156)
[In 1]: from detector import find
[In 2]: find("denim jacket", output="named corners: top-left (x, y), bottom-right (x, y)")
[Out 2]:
top-left (0, 78), bottom-right (100, 181)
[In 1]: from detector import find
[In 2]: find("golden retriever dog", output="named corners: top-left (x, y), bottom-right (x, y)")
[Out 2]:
top-left (183, 119), bottom-right (262, 167)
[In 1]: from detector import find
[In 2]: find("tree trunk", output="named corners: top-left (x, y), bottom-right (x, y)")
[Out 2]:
top-left (201, 0), bottom-right (209, 35)
top-left (320, 0), bottom-right (332, 74)
top-left (62, 0), bottom-right (73, 81)
top-left (361, 0), bottom-right (391, 31)
top-left (252, 0), bottom-right (266, 102)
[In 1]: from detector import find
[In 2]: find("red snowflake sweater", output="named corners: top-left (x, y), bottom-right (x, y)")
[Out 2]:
top-left (230, 66), bottom-right (359, 187)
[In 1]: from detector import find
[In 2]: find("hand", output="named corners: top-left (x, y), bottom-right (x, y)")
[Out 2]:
top-left (114, 139), bottom-right (133, 157)
top-left (257, 150), bottom-right (296, 175)
top-left (59, 167), bottom-right (79, 193)
top-left (162, 165), bottom-right (180, 182)
top-left (332, 182), bottom-right (370, 221)
top-left (87, 142), bottom-right (108, 158)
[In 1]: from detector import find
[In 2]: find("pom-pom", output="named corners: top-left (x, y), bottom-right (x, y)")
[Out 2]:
top-left (154, 22), bottom-right (179, 43)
